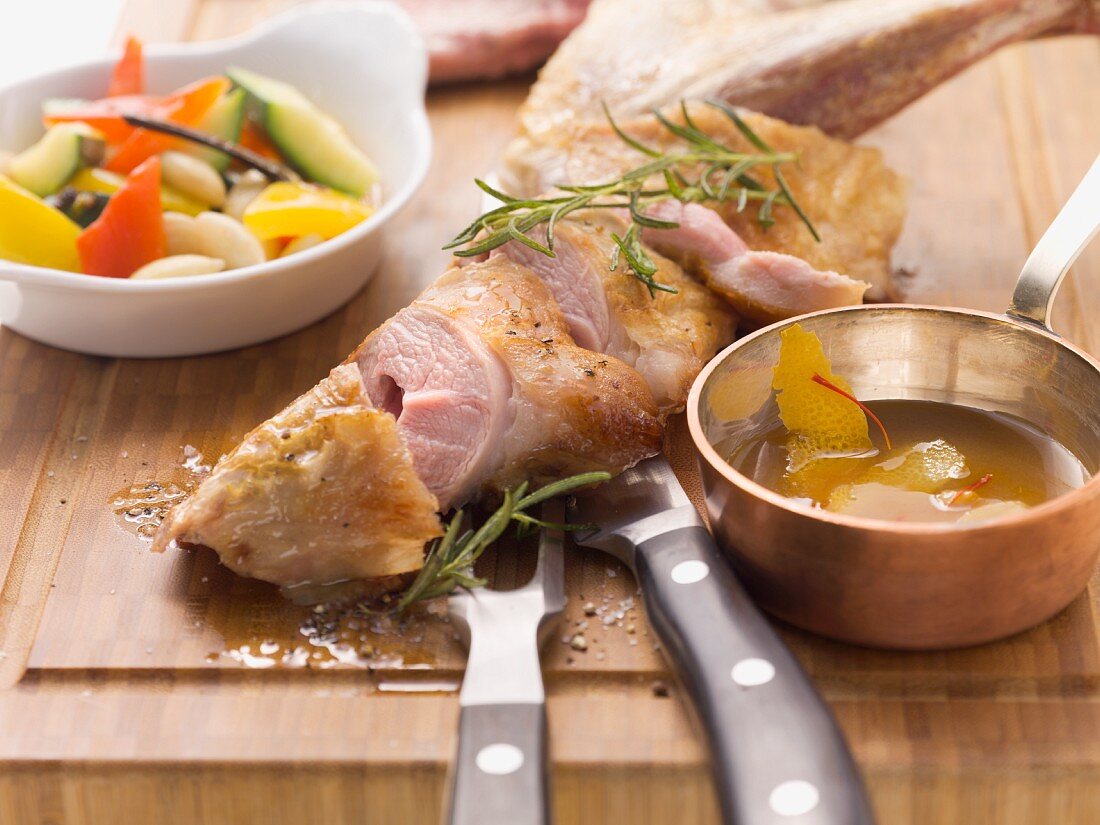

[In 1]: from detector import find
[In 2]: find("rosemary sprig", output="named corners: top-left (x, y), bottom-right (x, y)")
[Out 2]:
top-left (394, 471), bottom-right (611, 612)
top-left (445, 100), bottom-right (819, 296)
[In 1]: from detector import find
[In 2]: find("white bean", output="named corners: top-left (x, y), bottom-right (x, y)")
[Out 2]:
top-left (161, 150), bottom-right (226, 208)
top-left (223, 169), bottom-right (269, 221)
top-left (131, 254), bottom-right (226, 280)
top-left (194, 212), bottom-right (266, 269)
top-left (163, 211), bottom-right (204, 257)
top-left (280, 233), bottom-right (326, 258)
top-left (161, 211), bottom-right (266, 270)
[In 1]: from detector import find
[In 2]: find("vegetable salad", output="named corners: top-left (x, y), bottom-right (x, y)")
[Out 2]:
top-left (0, 37), bottom-right (380, 280)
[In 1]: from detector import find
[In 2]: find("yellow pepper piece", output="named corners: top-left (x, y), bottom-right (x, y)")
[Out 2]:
top-left (0, 174), bottom-right (82, 271)
top-left (69, 167), bottom-right (206, 216)
top-left (772, 323), bottom-right (872, 471)
top-left (242, 182), bottom-right (374, 241)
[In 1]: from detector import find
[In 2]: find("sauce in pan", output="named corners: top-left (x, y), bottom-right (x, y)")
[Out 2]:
top-left (722, 324), bottom-right (1090, 525)
top-left (727, 399), bottom-right (1090, 524)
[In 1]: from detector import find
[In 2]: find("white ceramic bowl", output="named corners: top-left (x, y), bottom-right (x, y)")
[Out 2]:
top-left (0, 2), bottom-right (430, 357)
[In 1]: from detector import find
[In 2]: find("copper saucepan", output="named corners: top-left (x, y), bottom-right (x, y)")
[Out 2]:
top-left (687, 154), bottom-right (1100, 649)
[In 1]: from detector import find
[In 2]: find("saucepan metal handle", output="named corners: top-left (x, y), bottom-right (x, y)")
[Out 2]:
top-left (1008, 153), bottom-right (1100, 330)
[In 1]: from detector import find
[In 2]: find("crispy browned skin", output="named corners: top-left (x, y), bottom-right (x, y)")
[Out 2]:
top-left (503, 105), bottom-right (908, 300)
top-left (152, 364), bottom-right (442, 590)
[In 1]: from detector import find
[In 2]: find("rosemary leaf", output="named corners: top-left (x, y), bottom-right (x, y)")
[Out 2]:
top-left (394, 471), bottom-right (611, 612)
top-left (774, 167), bottom-right (822, 242)
top-left (515, 470), bottom-right (611, 508)
top-left (475, 177), bottom-right (521, 204)
top-left (737, 187), bottom-right (749, 213)
top-left (758, 189), bottom-right (781, 230)
top-left (507, 218), bottom-right (555, 257)
top-left (603, 101), bottom-right (661, 158)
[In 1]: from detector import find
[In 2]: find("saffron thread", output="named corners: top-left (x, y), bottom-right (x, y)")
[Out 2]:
top-left (948, 473), bottom-right (993, 507)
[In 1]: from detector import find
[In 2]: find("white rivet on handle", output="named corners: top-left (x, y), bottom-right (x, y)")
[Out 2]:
top-left (670, 559), bottom-right (709, 584)
top-left (769, 780), bottom-right (820, 816)
top-left (731, 658), bottom-right (776, 687)
top-left (475, 743), bottom-right (524, 775)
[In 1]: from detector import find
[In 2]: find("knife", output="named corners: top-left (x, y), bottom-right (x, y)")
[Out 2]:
top-left (568, 456), bottom-right (875, 825)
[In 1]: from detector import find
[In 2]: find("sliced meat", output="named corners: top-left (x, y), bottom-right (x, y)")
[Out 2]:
top-left (351, 256), bottom-right (663, 508)
top-left (152, 364), bottom-right (442, 591)
top-left (502, 104), bottom-right (907, 300)
top-left (492, 212), bottom-right (736, 413)
top-left (398, 0), bottom-right (593, 83)
top-left (355, 303), bottom-right (512, 509)
top-left (639, 201), bottom-right (869, 324)
top-left (517, 0), bottom-right (1096, 142)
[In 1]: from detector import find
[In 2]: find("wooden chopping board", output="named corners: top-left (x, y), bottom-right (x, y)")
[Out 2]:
top-left (1, 2), bottom-right (1099, 823)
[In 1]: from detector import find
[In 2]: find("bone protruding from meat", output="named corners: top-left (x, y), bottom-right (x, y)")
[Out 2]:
top-left (519, 0), bottom-right (1098, 142)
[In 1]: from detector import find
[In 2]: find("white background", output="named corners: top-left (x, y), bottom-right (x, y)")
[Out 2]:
top-left (0, 0), bottom-right (126, 86)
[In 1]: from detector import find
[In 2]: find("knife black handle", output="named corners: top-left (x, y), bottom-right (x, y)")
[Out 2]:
top-left (634, 525), bottom-right (875, 825)
top-left (447, 702), bottom-right (549, 825)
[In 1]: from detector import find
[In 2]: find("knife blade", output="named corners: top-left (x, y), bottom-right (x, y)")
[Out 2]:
top-left (569, 456), bottom-right (875, 825)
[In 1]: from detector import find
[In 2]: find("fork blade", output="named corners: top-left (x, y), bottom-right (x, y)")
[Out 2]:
top-left (533, 499), bottom-right (566, 615)
top-left (567, 456), bottom-right (693, 549)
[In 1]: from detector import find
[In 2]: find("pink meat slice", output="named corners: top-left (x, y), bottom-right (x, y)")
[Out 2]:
top-left (490, 237), bottom-right (612, 352)
top-left (640, 200), bottom-right (869, 324)
top-left (491, 214), bottom-right (737, 415)
top-left (352, 256), bottom-right (664, 508)
top-left (356, 305), bottom-right (512, 510)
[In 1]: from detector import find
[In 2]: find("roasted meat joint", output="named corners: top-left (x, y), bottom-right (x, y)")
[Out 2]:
top-left (154, 99), bottom-right (904, 592)
top-left (155, 0), bottom-right (1100, 597)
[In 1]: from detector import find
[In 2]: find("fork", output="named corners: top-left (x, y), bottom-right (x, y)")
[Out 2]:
top-left (444, 500), bottom-right (566, 825)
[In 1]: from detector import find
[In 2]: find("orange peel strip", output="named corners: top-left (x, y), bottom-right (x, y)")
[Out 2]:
top-left (810, 372), bottom-right (892, 451)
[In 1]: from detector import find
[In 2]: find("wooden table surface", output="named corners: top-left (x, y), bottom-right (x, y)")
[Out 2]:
top-left (1, 2), bottom-right (1099, 823)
